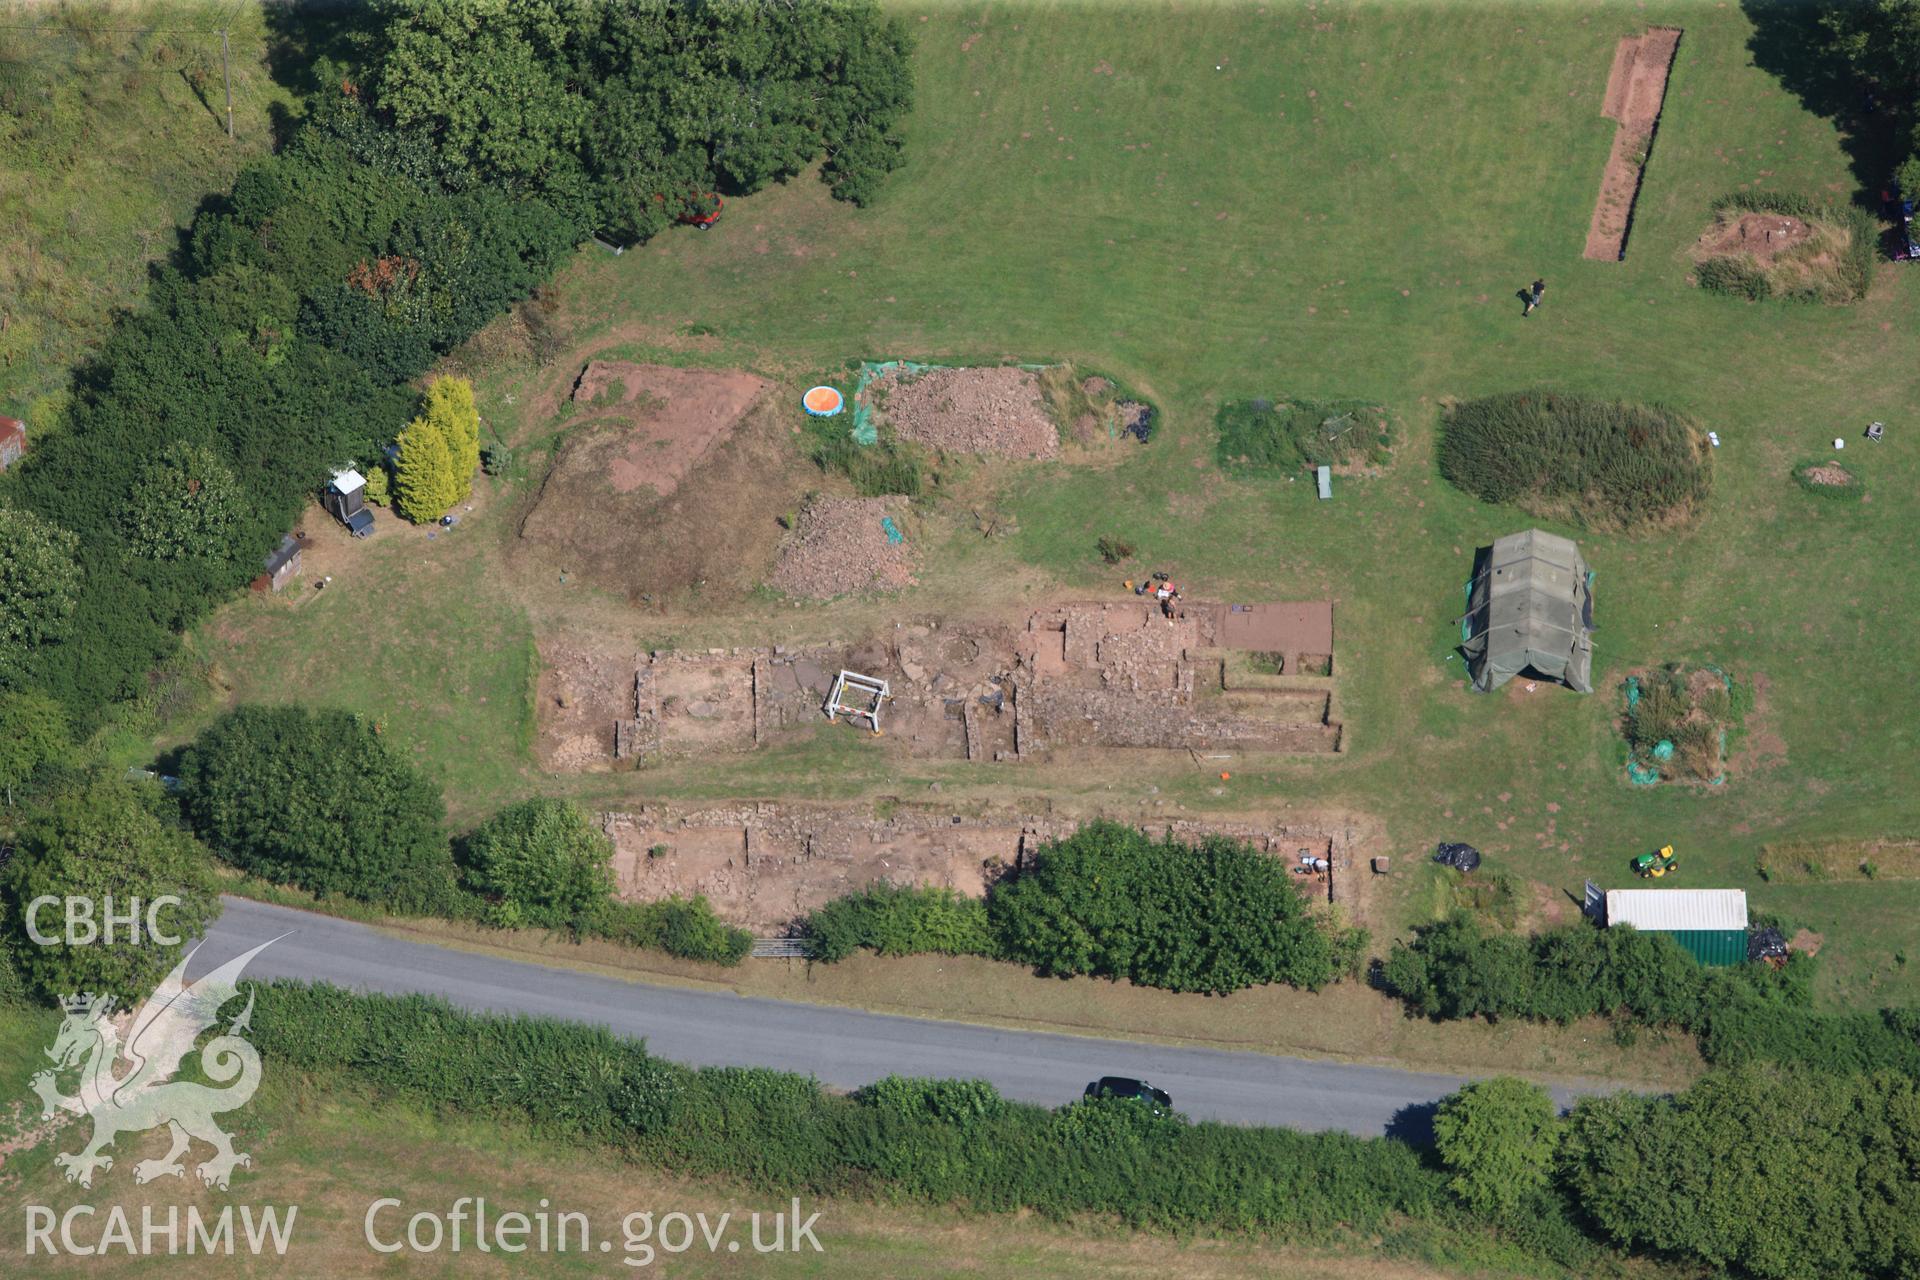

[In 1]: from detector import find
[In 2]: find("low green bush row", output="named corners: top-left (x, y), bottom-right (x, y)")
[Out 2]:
top-left (594, 897), bottom-right (753, 967)
top-left (805, 884), bottom-right (993, 962)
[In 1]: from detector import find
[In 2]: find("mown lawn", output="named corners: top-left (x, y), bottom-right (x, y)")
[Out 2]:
top-left (184, 1), bottom-right (1920, 1005)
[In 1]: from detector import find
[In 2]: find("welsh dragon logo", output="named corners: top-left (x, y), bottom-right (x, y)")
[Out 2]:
top-left (30, 938), bottom-right (281, 1191)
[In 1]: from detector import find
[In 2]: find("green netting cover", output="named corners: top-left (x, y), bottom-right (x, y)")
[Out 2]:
top-left (848, 360), bottom-right (939, 446)
top-left (846, 359), bottom-right (1057, 446)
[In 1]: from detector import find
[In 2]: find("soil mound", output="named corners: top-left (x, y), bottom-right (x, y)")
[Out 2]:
top-left (770, 497), bottom-right (919, 599)
top-left (1699, 211), bottom-right (1813, 262)
top-left (1800, 463), bottom-right (1852, 486)
top-left (871, 365), bottom-right (1059, 459)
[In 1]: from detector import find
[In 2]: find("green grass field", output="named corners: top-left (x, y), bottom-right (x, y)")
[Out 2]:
top-left (168, 1), bottom-right (1920, 1009)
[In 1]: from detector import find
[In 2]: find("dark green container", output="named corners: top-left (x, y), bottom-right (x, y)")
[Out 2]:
top-left (1666, 929), bottom-right (1747, 967)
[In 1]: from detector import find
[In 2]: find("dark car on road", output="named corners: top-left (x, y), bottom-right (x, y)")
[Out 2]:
top-left (1083, 1076), bottom-right (1172, 1113)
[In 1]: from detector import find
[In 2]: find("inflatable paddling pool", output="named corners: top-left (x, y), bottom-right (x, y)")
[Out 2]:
top-left (802, 386), bottom-right (845, 417)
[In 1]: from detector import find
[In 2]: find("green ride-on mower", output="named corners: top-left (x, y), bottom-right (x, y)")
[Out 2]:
top-left (1633, 845), bottom-right (1678, 879)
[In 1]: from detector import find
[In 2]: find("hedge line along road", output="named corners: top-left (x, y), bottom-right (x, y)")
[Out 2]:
top-left (200, 896), bottom-right (1618, 1136)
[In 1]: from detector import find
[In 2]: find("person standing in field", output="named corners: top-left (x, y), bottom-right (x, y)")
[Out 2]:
top-left (1524, 278), bottom-right (1545, 316)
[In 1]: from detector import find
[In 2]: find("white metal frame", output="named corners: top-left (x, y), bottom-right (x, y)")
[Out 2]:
top-left (824, 670), bottom-right (891, 734)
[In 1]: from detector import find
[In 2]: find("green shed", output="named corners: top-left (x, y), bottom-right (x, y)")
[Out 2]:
top-left (1603, 888), bottom-right (1748, 967)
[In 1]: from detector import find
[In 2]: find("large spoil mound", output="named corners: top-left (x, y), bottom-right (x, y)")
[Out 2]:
top-left (769, 496), bottom-right (919, 599)
top-left (871, 365), bottom-right (1060, 459)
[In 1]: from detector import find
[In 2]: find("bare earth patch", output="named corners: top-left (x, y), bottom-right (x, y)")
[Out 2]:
top-left (565, 360), bottom-right (768, 497)
top-left (534, 632), bottom-right (641, 771)
top-left (1584, 27), bottom-right (1681, 261)
top-left (1698, 211), bottom-right (1814, 262)
top-left (869, 365), bottom-right (1060, 458)
top-left (770, 496), bottom-right (920, 598)
top-left (516, 380), bottom-right (808, 603)
top-left (1800, 463), bottom-right (1853, 486)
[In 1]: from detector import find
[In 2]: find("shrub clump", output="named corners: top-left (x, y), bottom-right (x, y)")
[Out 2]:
top-left (1432, 1077), bottom-right (1560, 1218)
top-left (596, 897), bottom-right (752, 967)
top-left (1438, 390), bottom-right (1711, 530)
top-left (800, 823), bottom-right (1364, 995)
top-left (806, 884), bottom-right (994, 962)
top-left (1215, 397), bottom-right (1394, 474)
top-left (461, 797), bottom-right (615, 931)
top-left (181, 705), bottom-right (455, 912)
top-left (988, 822), bottom-right (1364, 994)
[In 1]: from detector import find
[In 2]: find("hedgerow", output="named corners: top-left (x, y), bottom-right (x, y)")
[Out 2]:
top-left (245, 982), bottom-right (1459, 1243)
top-left (1437, 391), bottom-right (1711, 530)
top-left (1380, 914), bottom-right (1920, 1073)
top-left (243, 980), bottom-right (1920, 1278)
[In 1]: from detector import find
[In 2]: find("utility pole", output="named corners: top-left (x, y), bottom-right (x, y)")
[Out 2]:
top-left (220, 28), bottom-right (234, 139)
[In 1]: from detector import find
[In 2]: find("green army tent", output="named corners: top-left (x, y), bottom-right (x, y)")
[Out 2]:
top-left (1461, 529), bottom-right (1594, 694)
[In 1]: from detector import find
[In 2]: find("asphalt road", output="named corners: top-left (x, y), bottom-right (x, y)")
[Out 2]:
top-left (196, 897), bottom-right (1611, 1137)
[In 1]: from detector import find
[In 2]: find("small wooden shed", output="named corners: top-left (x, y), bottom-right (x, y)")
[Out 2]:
top-left (253, 535), bottom-right (303, 593)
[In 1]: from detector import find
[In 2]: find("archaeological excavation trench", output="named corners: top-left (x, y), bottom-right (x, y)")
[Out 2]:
top-left (1585, 27), bottom-right (1682, 262)
top-left (535, 598), bottom-right (1343, 772)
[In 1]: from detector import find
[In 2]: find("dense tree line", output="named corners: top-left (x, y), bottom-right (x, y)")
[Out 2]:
top-left (805, 821), bottom-right (1366, 995)
top-left (364, 0), bottom-right (914, 231)
top-left (0, 2), bottom-right (912, 727)
top-left (1382, 913), bottom-right (1920, 1074)
top-left (1817, 1), bottom-right (1920, 195)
